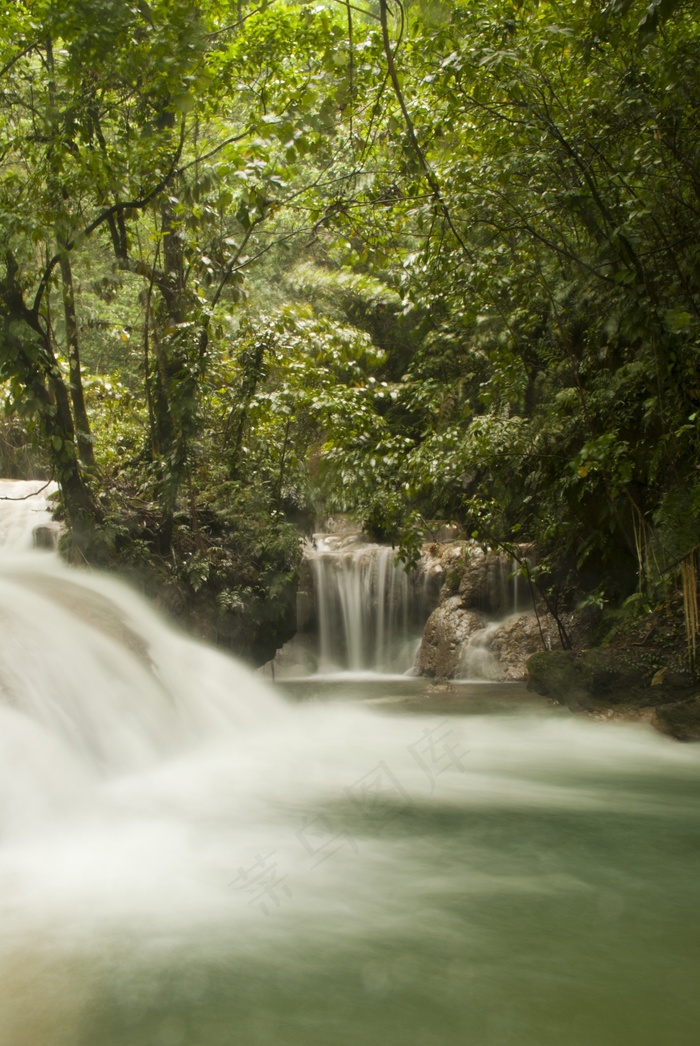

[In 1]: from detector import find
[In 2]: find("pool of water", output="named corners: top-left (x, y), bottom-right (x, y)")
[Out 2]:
top-left (2, 676), bottom-right (699, 1046)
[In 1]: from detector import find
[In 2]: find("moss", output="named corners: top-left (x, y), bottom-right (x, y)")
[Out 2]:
top-left (527, 647), bottom-right (696, 714)
top-left (653, 699), bottom-right (700, 741)
top-left (526, 651), bottom-right (590, 708)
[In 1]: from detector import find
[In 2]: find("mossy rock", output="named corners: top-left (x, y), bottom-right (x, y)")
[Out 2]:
top-left (527, 647), bottom-right (696, 713)
top-left (653, 699), bottom-right (700, 741)
top-left (526, 651), bottom-right (589, 707)
top-left (577, 648), bottom-right (647, 703)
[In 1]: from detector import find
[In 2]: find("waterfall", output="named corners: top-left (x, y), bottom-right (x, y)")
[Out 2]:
top-left (458, 621), bottom-right (505, 681)
top-left (1, 482), bottom-right (699, 1046)
top-left (264, 533), bottom-right (533, 680)
top-left (0, 481), bottom-right (282, 780)
top-left (308, 535), bottom-right (426, 674)
top-left (312, 540), bottom-right (406, 671)
top-left (261, 530), bottom-right (433, 678)
top-left (0, 478), bottom-right (61, 551)
top-left (475, 552), bottom-right (531, 618)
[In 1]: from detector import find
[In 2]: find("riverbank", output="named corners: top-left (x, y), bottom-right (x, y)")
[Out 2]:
top-left (525, 595), bottom-right (700, 741)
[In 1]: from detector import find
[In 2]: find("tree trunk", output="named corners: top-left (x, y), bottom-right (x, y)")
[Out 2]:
top-left (58, 242), bottom-right (94, 466)
top-left (1, 252), bottom-right (100, 540)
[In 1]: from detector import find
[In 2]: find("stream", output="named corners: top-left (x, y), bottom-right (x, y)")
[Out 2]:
top-left (1, 481), bottom-right (699, 1045)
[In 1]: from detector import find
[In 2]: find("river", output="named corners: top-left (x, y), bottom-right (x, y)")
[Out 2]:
top-left (0, 482), bottom-right (699, 1045)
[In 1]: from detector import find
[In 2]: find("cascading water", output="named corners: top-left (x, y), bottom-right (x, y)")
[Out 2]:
top-left (472, 551), bottom-right (531, 619)
top-left (261, 529), bottom-right (435, 678)
top-left (0, 478), bottom-right (61, 551)
top-left (2, 482), bottom-right (700, 1046)
top-left (309, 535), bottom-right (426, 674)
top-left (458, 621), bottom-right (505, 681)
top-left (0, 482), bottom-right (281, 779)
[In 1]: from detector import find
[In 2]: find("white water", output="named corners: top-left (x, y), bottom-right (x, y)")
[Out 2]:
top-left (458, 620), bottom-right (505, 681)
top-left (2, 484), bottom-right (700, 1045)
top-left (0, 478), bottom-right (61, 551)
top-left (309, 535), bottom-right (426, 674)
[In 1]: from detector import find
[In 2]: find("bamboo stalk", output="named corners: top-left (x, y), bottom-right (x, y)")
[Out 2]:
top-left (681, 550), bottom-right (698, 666)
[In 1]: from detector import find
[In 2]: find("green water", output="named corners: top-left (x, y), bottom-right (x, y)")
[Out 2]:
top-left (2, 682), bottom-right (700, 1046)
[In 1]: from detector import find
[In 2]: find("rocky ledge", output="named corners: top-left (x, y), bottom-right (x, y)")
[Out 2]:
top-left (526, 648), bottom-right (700, 741)
top-left (417, 543), bottom-right (559, 681)
top-left (416, 540), bottom-right (700, 740)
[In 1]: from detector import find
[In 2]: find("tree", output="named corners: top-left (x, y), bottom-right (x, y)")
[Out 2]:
top-left (310, 1), bottom-right (700, 603)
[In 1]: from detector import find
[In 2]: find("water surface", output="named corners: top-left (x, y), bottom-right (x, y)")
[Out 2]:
top-left (2, 677), bottom-right (699, 1046)
top-left (0, 520), bottom-right (698, 1046)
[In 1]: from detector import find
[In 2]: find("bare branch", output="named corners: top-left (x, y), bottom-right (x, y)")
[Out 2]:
top-left (0, 477), bottom-right (54, 501)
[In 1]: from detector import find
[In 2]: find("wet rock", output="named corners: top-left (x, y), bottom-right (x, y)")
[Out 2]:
top-left (526, 647), bottom-right (696, 712)
top-left (418, 542), bottom-right (467, 597)
top-left (525, 650), bottom-right (591, 707)
top-left (32, 524), bottom-right (60, 550)
top-left (458, 547), bottom-right (525, 617)
top-left (480, 613), bottom-right (558, 681)
top-left (295, 559), bottom-right (315, 632)
top-left (319, 514), bottom-right (360, 536)
top-left (258, 634), bottom-right (319, 680)
top-left (652, 698), bottom-right (700, 741)
top-left (418, 598), bottom-right (486, 677)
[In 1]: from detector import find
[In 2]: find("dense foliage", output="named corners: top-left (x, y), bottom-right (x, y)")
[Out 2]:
top-left (1, 0), bottom-right (698, 658)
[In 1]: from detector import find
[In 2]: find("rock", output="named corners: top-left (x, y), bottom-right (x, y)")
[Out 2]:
top-left (32, 524), bottom-right (60, 550)
top-left (458, 547), bottom-right (523, 616)
top-left (319, 514), bottom-right (360, 535)
top-left (578, 648), bottom-right (648, 703)
top-left (420, 609), bottom-right (557, 682)
top-left (479, 613), bottom-right (558, 681)
top-left (652, 698), bottom-right (700, 741)
top-left (431, 523), bottom-right (466, 543)
top-left (526, 647), bottom-right (696, 712)
top-left (258, 633), bottom-right (319, 680)
top-left (418, 542), bottom-right (467, 596)
top-left (526, 648), bottom-right (647, 708)
top-left (295, 559), bottom-right (315, 632)
top-left (418, 598), bottom-right (486, 677)
top-left (526, 650), bottom-right (591, 708)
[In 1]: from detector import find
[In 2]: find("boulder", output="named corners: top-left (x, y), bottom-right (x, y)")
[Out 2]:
top-left (32, 524), bottom-right (60, 550)
top-left (526, 647), bottom-right (697, 712)
top-left (653, 699), bottom-right (700, 741)
top-left (480, 613), bottom-right (557, 681)
top-left (458, 547), bottom-right (521, 616)
top-left (526, 648), bottom-right (648, 708)
top-left (418, 598), bottom-right (486, 677)
top-left (526, 650), bottom-right (591, 707)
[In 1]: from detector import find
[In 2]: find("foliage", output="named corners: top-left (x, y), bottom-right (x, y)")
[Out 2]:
top-left (1, 0), bottom-right (700, 659)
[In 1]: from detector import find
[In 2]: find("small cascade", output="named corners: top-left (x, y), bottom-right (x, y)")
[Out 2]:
top-left (415, 543), bottom-right (550, 682)
top-left (0, 478), bottom-right (61, 551)
top-left (262, 534), bottom-right (537, 680)
top-left (458, 621), bottom-right (504, 681)
top-left (263, 530), bottom-right (435, 678)
top-left (0, 480), bottom-right (282, 780)
top-left (473, 552), bottom-right (532, 618)
top-left (455, 558), bottom-right (537, 680)
top-left (310, 536), bottom-right (419, 673)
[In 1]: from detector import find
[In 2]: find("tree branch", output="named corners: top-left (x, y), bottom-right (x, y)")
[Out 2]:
top-left (378, 0), bottom-right (471, 260)
top-left (32, 120), bottom-right (186, 314)
top-left (0, 39), bottom-right (40, 80)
